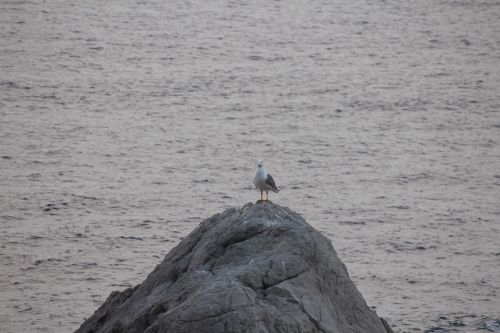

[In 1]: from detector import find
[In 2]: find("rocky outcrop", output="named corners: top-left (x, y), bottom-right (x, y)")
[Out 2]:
top-left (76, 202), bottom-right (393, 333)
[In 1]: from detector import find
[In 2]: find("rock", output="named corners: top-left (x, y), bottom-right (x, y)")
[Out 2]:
top-left (484, 319), bottom-right (500, 332)
top-left (76, 202), bottom-right (393, 333)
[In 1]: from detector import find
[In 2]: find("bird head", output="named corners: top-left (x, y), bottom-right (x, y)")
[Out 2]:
top-left (257, 160), bottom-right (264, 168)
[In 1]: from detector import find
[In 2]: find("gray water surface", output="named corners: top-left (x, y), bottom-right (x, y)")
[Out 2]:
top-left (1, 0), bottom-right (500, 332)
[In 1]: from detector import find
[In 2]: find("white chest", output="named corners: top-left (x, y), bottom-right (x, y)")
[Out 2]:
top-left (253, 169), bottom-right (267, 188)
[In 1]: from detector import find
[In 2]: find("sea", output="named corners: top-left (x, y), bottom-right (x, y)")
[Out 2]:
top-left (1, 0), bottom-right (499, 332)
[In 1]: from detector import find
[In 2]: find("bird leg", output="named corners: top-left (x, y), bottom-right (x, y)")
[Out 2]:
top-left (260, 189), bottom-right (263, 202)
top-left (266, 190), bottom-right (269, 201)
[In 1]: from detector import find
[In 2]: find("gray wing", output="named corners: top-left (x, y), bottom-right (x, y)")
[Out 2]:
top-left (266, 173), bottom-right (279, 192)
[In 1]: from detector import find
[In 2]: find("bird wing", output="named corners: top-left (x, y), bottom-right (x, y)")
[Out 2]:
top-left (266, 173), bottom-right (279, 192)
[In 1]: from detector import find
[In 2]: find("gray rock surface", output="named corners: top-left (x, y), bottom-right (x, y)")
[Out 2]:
top-left (76, 202), bottom-right (393, 333)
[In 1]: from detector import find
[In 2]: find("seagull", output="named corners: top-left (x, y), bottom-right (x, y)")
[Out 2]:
top-left (253, 160), bottom-right (279, 202)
